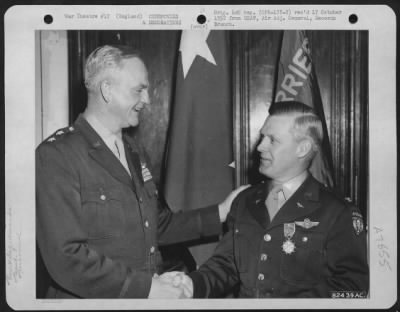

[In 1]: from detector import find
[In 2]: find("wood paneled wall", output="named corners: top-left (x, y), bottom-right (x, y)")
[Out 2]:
top-left (315, 31), bottom-right (369, 214)
top-left (68, 30), bottom-right (368, 218)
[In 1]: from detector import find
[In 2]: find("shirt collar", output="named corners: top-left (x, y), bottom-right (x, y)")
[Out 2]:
top-left (84, 113), bottom-right (122, 146)
top-left (280, 171), bottom-right (309, 200)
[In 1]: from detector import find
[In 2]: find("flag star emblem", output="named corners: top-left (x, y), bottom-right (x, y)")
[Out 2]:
top-left (180, 30), bottom-right (217, 78)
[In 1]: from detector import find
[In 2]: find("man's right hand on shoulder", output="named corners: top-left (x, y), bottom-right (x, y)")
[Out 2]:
top-left (218, 184), bottom-right (251, 222)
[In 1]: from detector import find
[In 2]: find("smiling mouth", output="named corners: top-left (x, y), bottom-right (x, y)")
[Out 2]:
top-left (260, 157), bottom-right (272, 164)
top-left (133, 105), bottom-right (143, 112)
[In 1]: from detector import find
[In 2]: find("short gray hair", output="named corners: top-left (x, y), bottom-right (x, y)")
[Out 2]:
top-left (269, 101), bottom-right (323, 152)
top-left (84, 45), bottom-right (140, 91)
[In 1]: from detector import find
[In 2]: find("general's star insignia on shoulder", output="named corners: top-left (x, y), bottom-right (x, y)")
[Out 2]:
top-left (48, 126), bottom-right (74, 142)
top-left (352, 211), bottom-right (364, 235)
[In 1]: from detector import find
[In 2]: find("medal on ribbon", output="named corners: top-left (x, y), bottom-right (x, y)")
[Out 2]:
top-left (282, 223), bottom-right (296, 255)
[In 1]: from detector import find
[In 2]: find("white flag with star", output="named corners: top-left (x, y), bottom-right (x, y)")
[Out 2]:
top-left (164, 30), bottom-right (234, 266)
top-left (180, 30), bottom-right (217, 78)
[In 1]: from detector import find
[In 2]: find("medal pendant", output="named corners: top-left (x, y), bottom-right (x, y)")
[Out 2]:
top-left (282, 223), bottom-right (296, 254)
top-left (282, 238), bottom-right (296, 254)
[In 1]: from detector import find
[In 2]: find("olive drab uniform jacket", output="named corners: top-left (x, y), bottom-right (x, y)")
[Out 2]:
top-left (189, 175), bottom-right (369, 298)
top-left (36, 115), bottom-right (221, 298)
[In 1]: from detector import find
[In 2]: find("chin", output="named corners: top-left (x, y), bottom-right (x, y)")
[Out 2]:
top-left (259, 166), bottom-right (271, 178)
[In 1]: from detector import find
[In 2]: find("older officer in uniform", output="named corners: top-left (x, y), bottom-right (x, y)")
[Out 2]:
top-left (36, 45), bottom-right (245, 299)
top-left (180, 101), bottom-right (369, 298)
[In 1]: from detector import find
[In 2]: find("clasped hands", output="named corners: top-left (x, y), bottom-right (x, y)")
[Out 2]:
top-left (148, 271), bottom-right (193, 299)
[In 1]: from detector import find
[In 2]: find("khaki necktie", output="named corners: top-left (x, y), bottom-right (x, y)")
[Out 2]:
top-left (114, 140), bottom-right (121, 158)
top-left (265, 185), bottom-right (285, 221)
top-left (114, 139), bottom-right (131, 176)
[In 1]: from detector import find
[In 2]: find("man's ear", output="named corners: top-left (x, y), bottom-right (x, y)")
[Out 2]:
top-left (297, 139), bottom-right (313, 158)
top-left (99, 80), bottom-right (111, 103)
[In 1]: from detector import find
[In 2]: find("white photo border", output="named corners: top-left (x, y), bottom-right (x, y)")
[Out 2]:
top-left (4, 4), bottom-right (397, 310)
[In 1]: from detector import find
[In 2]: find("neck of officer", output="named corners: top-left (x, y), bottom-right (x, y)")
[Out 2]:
top-left (271, 163), bottom-right (309, 185)
top-left (270, 170), bottom-right (309, 203)
top-left (85, 96), bottom-right (122, 138)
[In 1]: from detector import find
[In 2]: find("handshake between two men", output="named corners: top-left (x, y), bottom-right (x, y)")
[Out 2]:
top-left (148, 271), bottom-right (194, 299)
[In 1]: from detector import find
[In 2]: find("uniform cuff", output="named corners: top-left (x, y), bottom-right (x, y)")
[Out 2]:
top-left (198, 205), bottom-right (222, 237)
top-left (189, 271), bottom-right (208, 298)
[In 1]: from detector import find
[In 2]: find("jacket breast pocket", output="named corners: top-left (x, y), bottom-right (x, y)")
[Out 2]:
top-left (81, 187), bottom-right (125, 239)
top-left (280, 230), bottom-right (326, 285)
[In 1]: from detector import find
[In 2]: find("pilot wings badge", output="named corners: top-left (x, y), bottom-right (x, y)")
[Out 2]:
top-left (295, 218), bottom-right (320, 229)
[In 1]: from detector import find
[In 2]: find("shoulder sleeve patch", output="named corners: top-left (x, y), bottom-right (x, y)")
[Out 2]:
top-left (352, 211), bottom-right (364, 235)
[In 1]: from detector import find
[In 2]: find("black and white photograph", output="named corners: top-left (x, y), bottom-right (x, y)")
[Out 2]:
top-left (4, 4), bottom-right (397, 310)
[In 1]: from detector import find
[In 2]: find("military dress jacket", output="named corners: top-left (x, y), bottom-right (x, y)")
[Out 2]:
top-left (36, 115), bottom-right (221, 298)
top-left (190, 175), bottom-right (369, 298)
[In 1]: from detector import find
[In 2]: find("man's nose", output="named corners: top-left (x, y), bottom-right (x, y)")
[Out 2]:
top-left (141, 89), bottom-right (150, 105)
top-left (257, 137), bottom-right (268, 152)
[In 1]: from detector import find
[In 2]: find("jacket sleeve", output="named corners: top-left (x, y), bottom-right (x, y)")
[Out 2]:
top-left (300, 205), bottom-right (369, 297)
top-left (36, 144), bottom-right (152, 298)
top-left (157, 200), bottom-right (222, 246)
top-left (188, 199), bottom-right (241, 298)
top-left (134, 140), bottom-right (223, 246)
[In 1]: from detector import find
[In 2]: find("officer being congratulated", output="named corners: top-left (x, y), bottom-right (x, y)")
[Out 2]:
top-left (176, 101), bottom-right (369, 298)
top-left (36, 45), bottom-right (246, 299)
